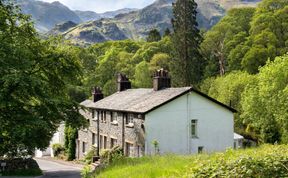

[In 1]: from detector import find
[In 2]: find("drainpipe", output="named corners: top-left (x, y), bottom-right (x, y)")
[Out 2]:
top-left (97, 110), bottom-right (100, 156)
top-left (122, 113), bottom-right (125, 155)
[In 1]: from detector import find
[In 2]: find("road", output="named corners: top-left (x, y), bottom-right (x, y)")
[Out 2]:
top-left (35, 158), bottom-right (82, 178)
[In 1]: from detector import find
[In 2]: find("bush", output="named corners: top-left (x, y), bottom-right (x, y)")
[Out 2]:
top-left (81, 165), bottom-right (92, 178)
top-left (0, 158), bottom-right (42, 176)
top-left (52, 143), bottom-right (65, 157)
top-left (84, 147), bottom-right (97, 164)
top-left (100, 146), bottom-right (124, 164)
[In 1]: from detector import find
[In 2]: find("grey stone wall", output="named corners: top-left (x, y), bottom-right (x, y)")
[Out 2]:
top-left (77, 109), bottom-right (145, 159)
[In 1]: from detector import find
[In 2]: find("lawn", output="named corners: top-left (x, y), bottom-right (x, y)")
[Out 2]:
top-left (92, 145), bottom-right (288, 178)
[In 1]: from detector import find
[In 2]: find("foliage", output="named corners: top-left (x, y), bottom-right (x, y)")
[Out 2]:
top-left (146, 29), bottom-right (161, 42)
top-left (52, 144), bottom-right (65, 157)
top-left (201, 8), bottom-right (255, 77)
top-left (84, 147), bottom-right (97, 164)
top-left (84, 38), bottom-right (173, 96)
top-left (202, 0), bottom-right (288, 77)
top-left (0, 1), bottom-right (85, 158)
top-left (81, 165), bottom-right (92, 178)
top-left (171, 0), bottom-right (204, 86)
top-left (64, 125), bottom-right (78, 161)
top-left (1, 168), bottom-right (42, 176)
top-left (151, 140), bottom-right (160, 155)
top-left (241, 55), bottom-right (288, 143)
top-left (0, 158), bottom-right (42, 176)
top-left (163, 28), bottom-right (171, 37)
top-left (200, 71), bottom-right (256, 138)
top-left (100, 146), bottom-right (124, 165)
top-left (93, 145), bottom-right (288, 178)
top-left (133, 61), bottom-right (152, 88)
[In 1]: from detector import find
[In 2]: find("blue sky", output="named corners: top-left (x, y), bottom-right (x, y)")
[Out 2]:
top-left (40, 0), bottom-right (155, 13)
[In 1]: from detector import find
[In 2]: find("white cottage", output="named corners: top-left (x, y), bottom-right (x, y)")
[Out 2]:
top-left (77, 69), bottom-right (236, 158)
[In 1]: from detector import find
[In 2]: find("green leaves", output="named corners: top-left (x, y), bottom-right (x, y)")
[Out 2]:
top-left (241, 55), bottom-right (288, 143)
top-left (0, 2), bottom-right (85, 157)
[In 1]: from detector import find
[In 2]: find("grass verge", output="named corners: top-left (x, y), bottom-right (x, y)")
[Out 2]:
top-left (92, 144), bottom-right (288, 178)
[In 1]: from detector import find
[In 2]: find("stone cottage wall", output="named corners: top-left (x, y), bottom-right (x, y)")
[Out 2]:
top-left (77, 109), bottom-right (145, 159)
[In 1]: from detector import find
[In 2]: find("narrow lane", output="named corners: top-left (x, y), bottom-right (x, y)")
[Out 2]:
top-left (35, 158), bottom-right (82, 178)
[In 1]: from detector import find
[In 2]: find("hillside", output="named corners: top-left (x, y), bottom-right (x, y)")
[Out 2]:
top-left (18, 0), bottom-right (139, 32)
top-left (54, 0), bottom-right (260, 45)
top-left (91, 145), bottom-right (288, 178)
top-left (18, 0), bottom-right (82, 32)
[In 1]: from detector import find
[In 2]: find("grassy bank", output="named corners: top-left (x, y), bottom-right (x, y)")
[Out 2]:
top-left (92, 145), bottom-right (288, 178)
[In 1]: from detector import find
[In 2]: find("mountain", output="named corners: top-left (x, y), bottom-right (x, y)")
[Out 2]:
top-left (18, 0), bottom-right (82, 32)
top-left (99, 8), bottom-right (138, 18)
top-left (58, 0), bottom-right (260, 45)
top-left (19, 0), bottom-right (260, 44)
top-left (74, 10), bottom-right (101, 22)
top-left (47, 21), bottom-right (78, 35)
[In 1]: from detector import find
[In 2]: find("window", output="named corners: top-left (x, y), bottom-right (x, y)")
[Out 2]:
top-left (99, 135), bottom-right (107, 149)
top-left (191, 120), bottom-right (198, 137)
top-left (110, 138), bottom-right (117, 148)
top-left (125, 142), bottom-right (134, 157)
top-left (126, 114), bottom-right (134, 127)
top-left (100, 135), bottom-right (103, 149)
top-left (110, 112), bottom-right (118, 124)
top-left (104, 136), bottom-right (107, 149)
top-left (198, 146), bottom-right (204, 154)
top-left (137, 145), bottom-right (143, 157)
top-left (82, 142), bottom-right (86, 153)
top-left (100, 111), bottom-right (106, 123)
top-left (92, 133), bottom-right (96, 145)
top-left (92, 110), bottom-right (98, 121)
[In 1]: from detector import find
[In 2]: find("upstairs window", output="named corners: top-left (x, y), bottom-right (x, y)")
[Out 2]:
top-left (110, 112), bottom-right (118, 124)
top-left (100, 111), bottom-right (106, 123)
top-left (191, 120), bottom-right (198, 137)
top-left (92, 110), bottom-right (98, 121)
top-left (126, 114), bottom-right (134, 127)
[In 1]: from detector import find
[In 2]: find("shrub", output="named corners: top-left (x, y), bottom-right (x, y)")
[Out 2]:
top-left (52, 143), bottom-right (65, 157)
top-left (100, 146), bottom-right (124, 165)
top-left (84, 147), bottom-right (97, 164)
top-left (81, 165), bottom-right (92, 178)
top-left (0, 158), bottom-right (42, 176)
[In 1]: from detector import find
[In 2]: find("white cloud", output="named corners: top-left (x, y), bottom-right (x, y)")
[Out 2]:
top-left (39, 0), bottom-right (155, 13)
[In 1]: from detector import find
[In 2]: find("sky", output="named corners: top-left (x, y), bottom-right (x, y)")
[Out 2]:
top-left (39, 0), bottom-right (155, 13)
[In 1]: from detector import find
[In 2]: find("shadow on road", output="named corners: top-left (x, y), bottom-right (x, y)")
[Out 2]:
top-left (39, 170), bottom-right (81, 178)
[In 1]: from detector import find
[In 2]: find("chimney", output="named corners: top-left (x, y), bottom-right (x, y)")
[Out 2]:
top-left (92, 87), bottom-right (104, 102)
top-left (153, 69), bottom-right (171, 91)
top-left (117, 73), bottom-right (131, 92)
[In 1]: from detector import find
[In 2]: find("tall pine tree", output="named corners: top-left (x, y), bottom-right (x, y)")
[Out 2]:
top-left (171, 0), bottom-right (203, 86)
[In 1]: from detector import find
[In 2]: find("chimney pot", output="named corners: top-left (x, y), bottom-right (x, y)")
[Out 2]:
top-left (117, 73), bottom-right (131, 92)
top-left (92, 87), bottom-right (104, 102)
top-left (153, 69), bottom-right (171, 91)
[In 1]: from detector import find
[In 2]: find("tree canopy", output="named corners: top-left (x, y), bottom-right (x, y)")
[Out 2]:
top-left (0, 1), bottom-right (85, 157)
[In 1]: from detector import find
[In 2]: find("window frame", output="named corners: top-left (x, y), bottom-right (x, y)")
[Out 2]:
top-left (191, 119), bottom-right (198, 138)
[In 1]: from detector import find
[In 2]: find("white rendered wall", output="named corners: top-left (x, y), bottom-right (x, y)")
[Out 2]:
top-left (145, 91), bottom-right (234, 155)
top-left (145, 95), bottom-right (189, 155)
top-left (189, 92), bottom-right (234, 154)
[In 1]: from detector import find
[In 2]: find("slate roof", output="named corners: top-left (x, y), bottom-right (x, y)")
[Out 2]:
top-left (80, 87), bottom-right (237, 114)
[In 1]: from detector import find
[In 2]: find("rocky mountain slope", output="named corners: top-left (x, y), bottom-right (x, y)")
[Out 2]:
top-left (56, 0), bottom-right (260, 45)
top-left (18, 0), bottom-right (138, 32)
top-left (18, 0), bottom-right (82, 32)
top-left (18, 0), bottom-right (260, 44)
